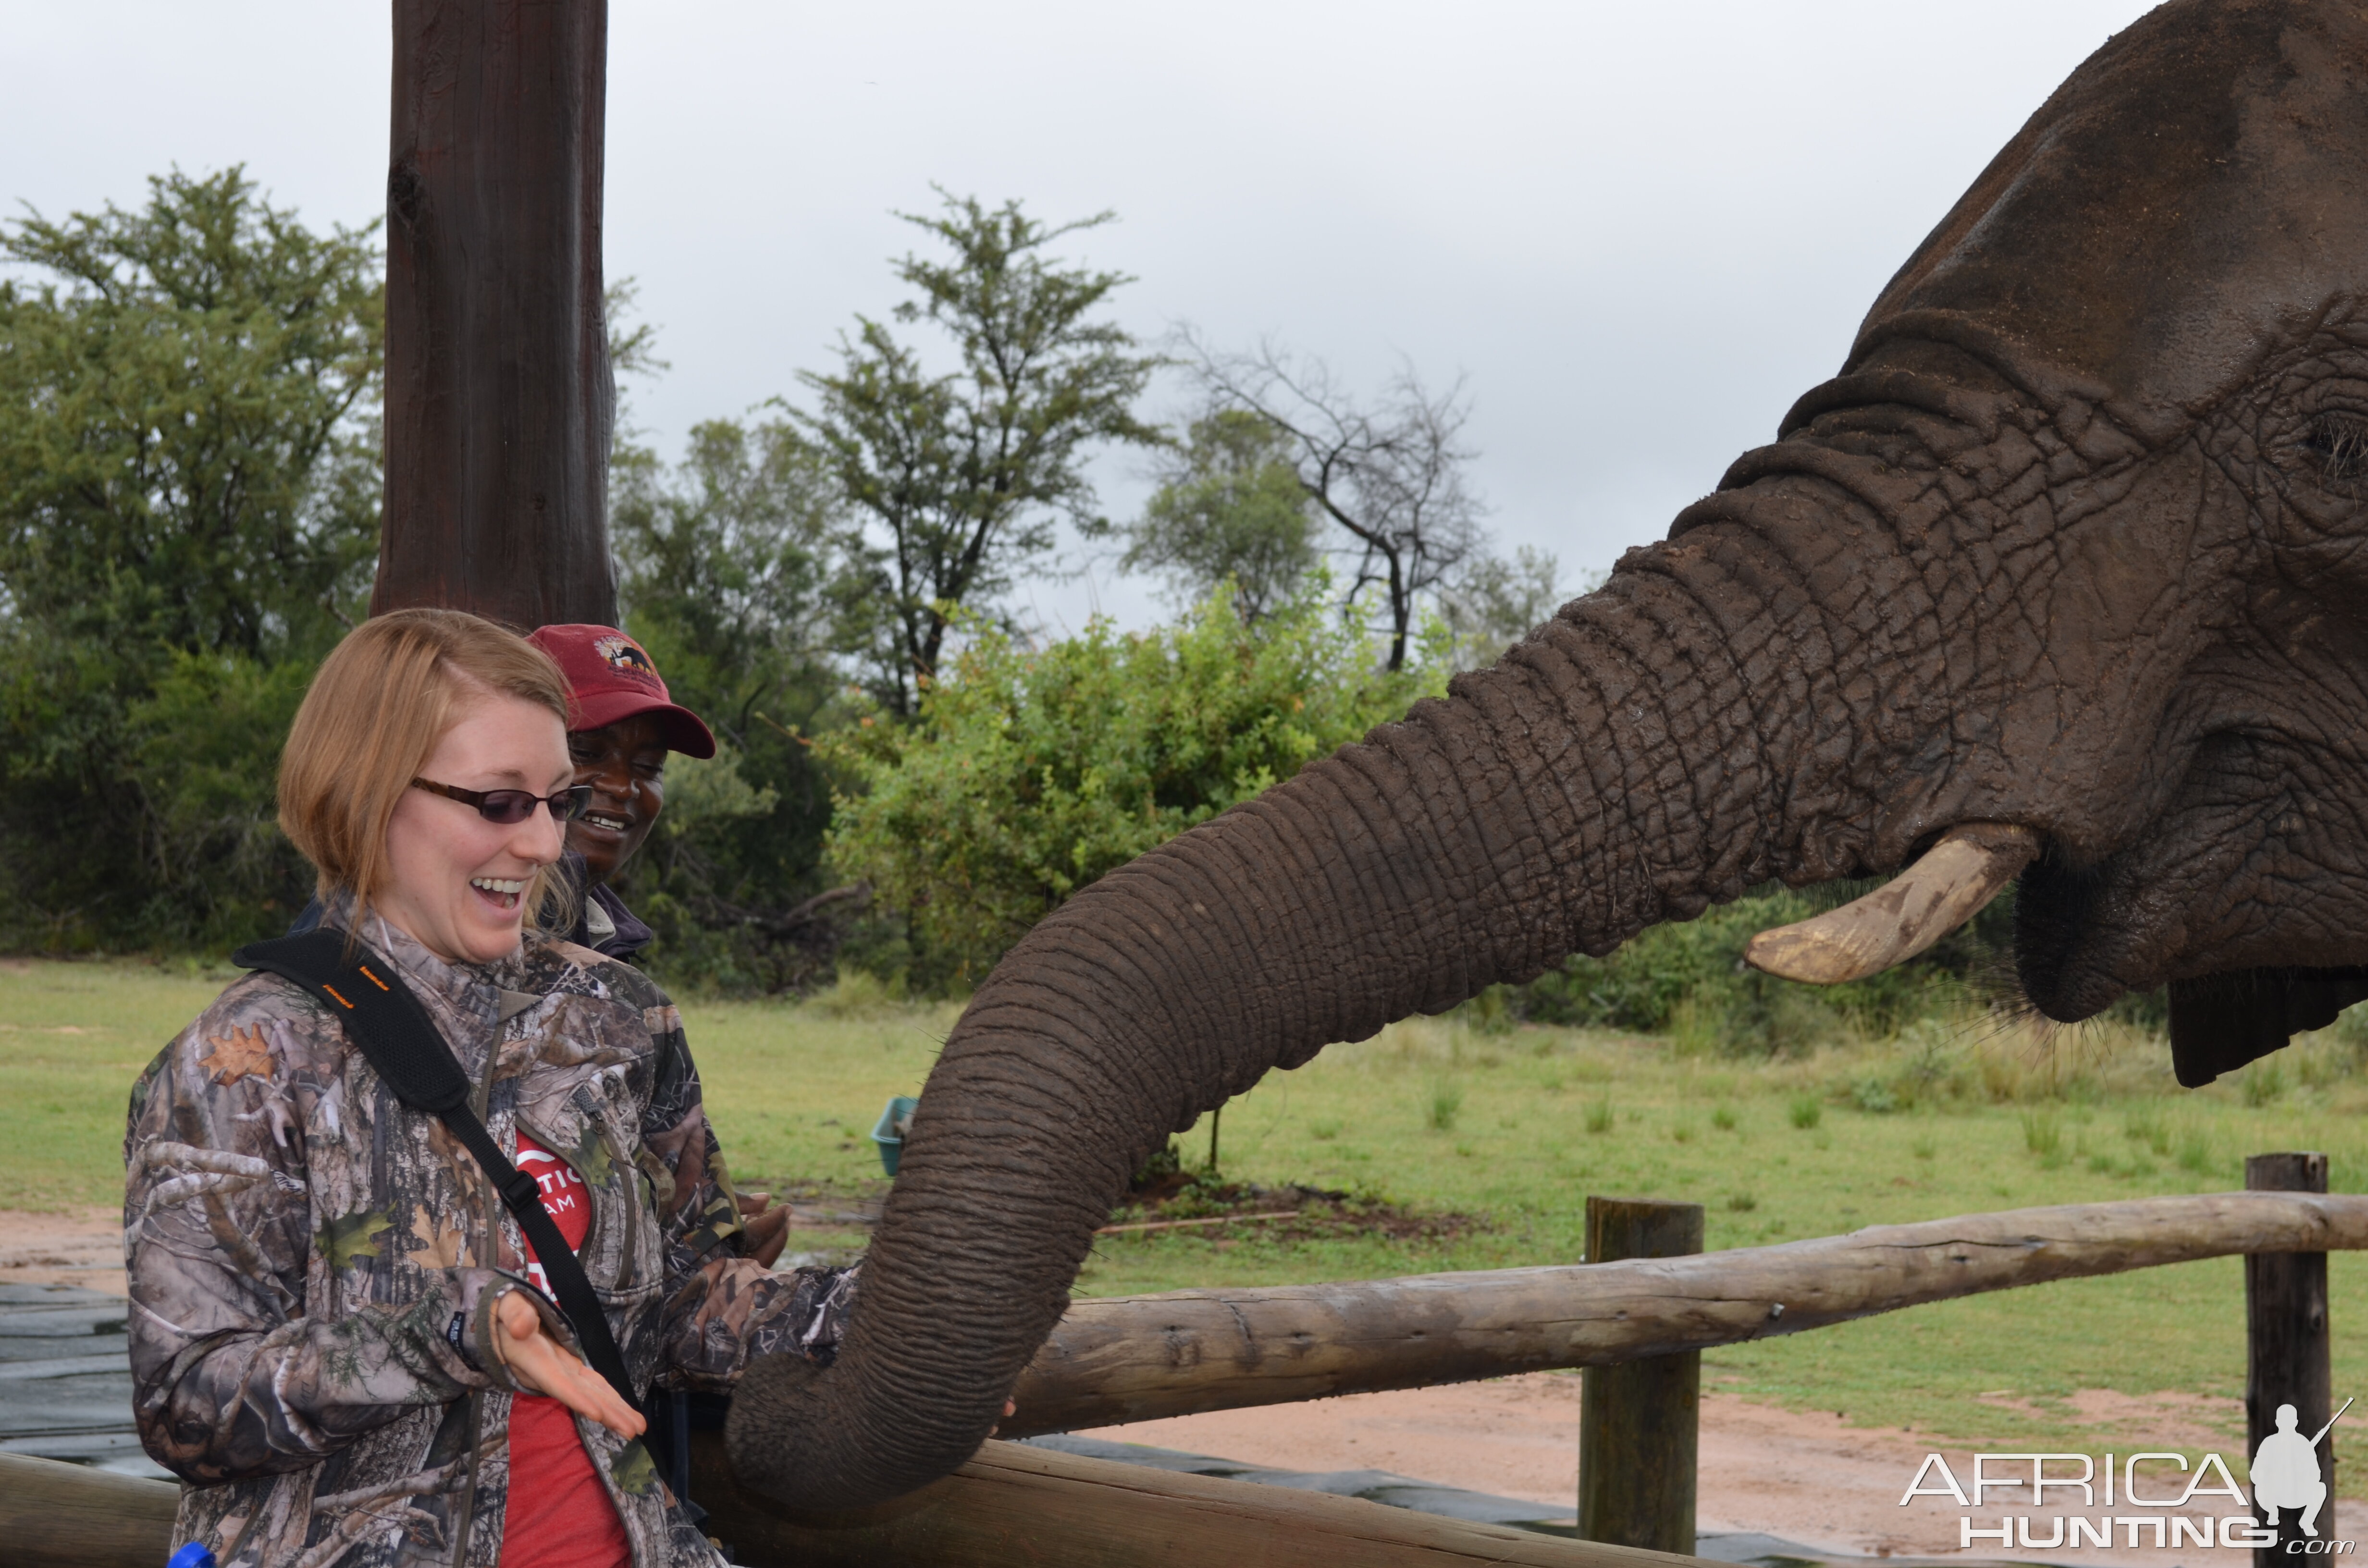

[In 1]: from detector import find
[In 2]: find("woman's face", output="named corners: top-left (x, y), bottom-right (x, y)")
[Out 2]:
top-left (378, 689), bottom-right (572, 965)
top-left (566, 712), bottom-right (669, 886)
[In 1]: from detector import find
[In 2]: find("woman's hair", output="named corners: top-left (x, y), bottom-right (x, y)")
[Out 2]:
top-left (280, 608), bottom-right (575, 932)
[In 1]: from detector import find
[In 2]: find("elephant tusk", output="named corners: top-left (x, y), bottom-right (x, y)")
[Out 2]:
top-left (1744, 822), bottom-right (2040, 985)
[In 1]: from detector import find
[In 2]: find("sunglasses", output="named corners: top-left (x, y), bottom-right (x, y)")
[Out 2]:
top-left (411, 778), bottom-right (594, 825)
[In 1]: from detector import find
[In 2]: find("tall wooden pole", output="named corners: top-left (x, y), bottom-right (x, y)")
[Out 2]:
top-left (377, 0), bottom-right (618, 627)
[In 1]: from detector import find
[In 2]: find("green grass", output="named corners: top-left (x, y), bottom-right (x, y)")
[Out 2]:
top-left (0, 957), bottom-right (227, 1209)
top-left (23, 959), bottom-right (2368, 1485)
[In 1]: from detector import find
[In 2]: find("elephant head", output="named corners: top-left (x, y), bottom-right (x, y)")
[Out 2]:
top-left (730, 0), bottom-right (2368, 1507)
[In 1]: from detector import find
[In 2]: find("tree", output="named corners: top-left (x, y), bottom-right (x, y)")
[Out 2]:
top-left (1182, 332), bottom-right (1486, 671)
top-left (1118, 409), bottom-right (1318, 623)
top-left (610, 418), bottom-right (860, 990)
top-left (0, 168), bottom-right (383, 946)
top-left (0, 168), bottom-right (381, 659)
top-left (819, 576), bottom-right (1446, 987)
top-left (792, 193), bottom-right (1165, 714)
top-left (1436, 544), bottom-right (1571, 671)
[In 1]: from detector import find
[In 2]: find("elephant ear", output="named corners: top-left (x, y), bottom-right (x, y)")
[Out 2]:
top-left (2167, 968), bottom-right (2368, 1087)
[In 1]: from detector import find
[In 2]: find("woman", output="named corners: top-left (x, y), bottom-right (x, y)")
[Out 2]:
top-left (126, 609), bottom-right (847, 1568)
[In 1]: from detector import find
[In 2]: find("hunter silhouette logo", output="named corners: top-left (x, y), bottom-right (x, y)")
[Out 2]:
top-left (592, 634), bottom-right (661, 685)
top-left (2255, 1397), bottom-right (2350, 1539)
top-left (1899, 1399), bottom-right (2356, 1554)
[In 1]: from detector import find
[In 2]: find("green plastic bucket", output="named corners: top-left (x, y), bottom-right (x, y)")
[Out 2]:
top-left (872, 1095), bottom-right (918, 1176)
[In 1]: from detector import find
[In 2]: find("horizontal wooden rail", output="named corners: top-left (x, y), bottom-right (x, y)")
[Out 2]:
top-left (0, 1439), bottom-right (1711, 1568)
top-left (688, 1431), bottom-right (1703, 1568)
top-left (0, 1452), bottom-right (177, 1568)
top-left (1004, 1190), bottom-right (2368, 1436)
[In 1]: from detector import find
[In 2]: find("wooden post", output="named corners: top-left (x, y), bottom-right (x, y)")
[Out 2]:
top-left (1577, 1196), bottom-right (1702, 1555)
top-left (2248, 1152), bottom-right (2333, 1568)
top-left (379, 0), bottom-right (619, 626)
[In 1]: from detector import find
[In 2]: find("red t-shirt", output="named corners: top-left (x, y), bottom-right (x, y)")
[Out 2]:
top-left (498, 1131), bottom-right (632, 1568)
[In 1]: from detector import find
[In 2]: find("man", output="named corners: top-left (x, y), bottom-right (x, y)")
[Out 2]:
top-left (523, 624), bottom-right (712, 960)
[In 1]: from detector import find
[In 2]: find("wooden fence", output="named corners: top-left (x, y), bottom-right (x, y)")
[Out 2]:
top-left (12, 1166), bottom-right (2353, 1568)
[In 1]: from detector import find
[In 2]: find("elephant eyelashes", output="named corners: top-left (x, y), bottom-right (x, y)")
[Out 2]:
top-left (2299, 413), bottom-right (2368, 486)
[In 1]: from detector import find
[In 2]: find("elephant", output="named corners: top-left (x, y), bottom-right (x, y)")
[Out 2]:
top-left (730, 0), bottom-right (2368, 1509)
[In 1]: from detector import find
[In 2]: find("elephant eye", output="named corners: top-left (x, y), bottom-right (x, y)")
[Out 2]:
top-left (2301, 412), bottom-right (2368, 484)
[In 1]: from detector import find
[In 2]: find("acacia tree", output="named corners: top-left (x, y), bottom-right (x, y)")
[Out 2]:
top-left (1182, 331), bottom-right (1486, 671)
top-left (793, 193), bottom-right (1165, 713)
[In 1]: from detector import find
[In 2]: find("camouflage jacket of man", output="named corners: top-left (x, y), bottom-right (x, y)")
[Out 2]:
top-left (124, 910), bottom-right (856, 1568)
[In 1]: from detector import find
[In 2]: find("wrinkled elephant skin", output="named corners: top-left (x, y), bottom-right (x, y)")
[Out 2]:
top-left (729, 0), bottom-right (2368, 1508)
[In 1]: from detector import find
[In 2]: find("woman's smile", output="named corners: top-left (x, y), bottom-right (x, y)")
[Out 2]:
top-left (469, 875), bottom-right (529, 911)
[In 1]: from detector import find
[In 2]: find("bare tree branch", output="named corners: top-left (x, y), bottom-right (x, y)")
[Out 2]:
top-left (1176, 328), bottom-right (1486, 670)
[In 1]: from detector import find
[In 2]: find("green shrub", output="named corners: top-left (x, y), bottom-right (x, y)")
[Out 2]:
top-left (1850, 1076), bottom-right (1901, 1114)
top-left (1584, 1098), bottom-right (1615, 1135)
top-left (1427, 1081), bottom-right (1466, 1132)
top-left (2022, 1108), bottom-right (2064, 1161)
top-left (1711, 1105), bottom-right (1738, 1132)
top-left (1788, 1095), bottom-right (1823, 1130)
top-left (1506, 876), bottom-right (2016, 1050)
top-left (2241, 1060), bottom-right (2287, 1108)
top-left (819, 578), bottom-right (1443, 988)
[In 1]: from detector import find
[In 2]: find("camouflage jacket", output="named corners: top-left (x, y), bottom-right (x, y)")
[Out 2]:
top-left (124, 912), bottom-right (855, 1568)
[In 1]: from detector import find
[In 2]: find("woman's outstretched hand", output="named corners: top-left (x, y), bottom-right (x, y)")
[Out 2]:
top-left (736, 1193), bottom-right (792, 1270)
top-left (493, 1289), bottom-right (645, 1438)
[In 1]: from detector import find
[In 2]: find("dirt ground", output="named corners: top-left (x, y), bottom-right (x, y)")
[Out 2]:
top-left (15, 1209), bottom-right (2272, 1563)
top-left (0, 1205), bottom-right (125, 1296)
top-left (1085, 1381), bottom-right (2262, 1564)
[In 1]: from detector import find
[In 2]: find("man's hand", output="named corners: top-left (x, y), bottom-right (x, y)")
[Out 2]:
top-left (493, 1289), bottom-right (645, 1438)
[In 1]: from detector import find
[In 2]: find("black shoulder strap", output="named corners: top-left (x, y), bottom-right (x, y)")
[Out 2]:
top-left (232, 930), bottom-right (641, 1415)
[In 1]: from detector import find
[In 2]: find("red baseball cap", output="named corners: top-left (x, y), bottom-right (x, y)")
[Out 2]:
top-left (526, 624), bottom-right (717, 759)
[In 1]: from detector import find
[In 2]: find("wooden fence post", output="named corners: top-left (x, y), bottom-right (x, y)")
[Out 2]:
top-left (1577, 1196), bottom-right (1702, 1555)
top-left (2248, 1152), bottom-right (2334, 1568)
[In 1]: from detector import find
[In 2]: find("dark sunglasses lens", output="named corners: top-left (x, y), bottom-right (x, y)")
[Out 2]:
top-left (474, 791), bottom-right (537, 825)
top-left (558, 785), bottom-right (593, 822)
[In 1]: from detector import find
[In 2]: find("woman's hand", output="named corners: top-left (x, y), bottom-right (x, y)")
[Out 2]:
top-left (492, 1289), bottom-right (645, 1439)
top-left (737, 1194), bottom-right (792, 1270)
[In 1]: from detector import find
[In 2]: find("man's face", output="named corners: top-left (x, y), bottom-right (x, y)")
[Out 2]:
top-left (567, 712), bottom-right (670, 885)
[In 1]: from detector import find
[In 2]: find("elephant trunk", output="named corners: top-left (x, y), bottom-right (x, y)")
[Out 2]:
top-left (725, 469), bottom-right (1941, 1508)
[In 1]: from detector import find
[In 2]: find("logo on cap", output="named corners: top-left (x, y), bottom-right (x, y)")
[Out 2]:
top-left (592, 635), bottom-right (662, 686)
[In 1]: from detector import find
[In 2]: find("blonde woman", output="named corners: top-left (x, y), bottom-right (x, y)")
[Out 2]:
top-left (126, 609), bottom-right (851, 1568)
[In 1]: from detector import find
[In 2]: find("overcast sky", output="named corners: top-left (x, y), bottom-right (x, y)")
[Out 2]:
top-left (5, 1), bottom-right (2160, 635)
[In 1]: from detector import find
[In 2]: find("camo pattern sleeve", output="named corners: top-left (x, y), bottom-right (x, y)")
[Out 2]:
top-left (634, 1000), bottom-right (860, 1391)
top-left (122, 972), bottom-right (529, 1485)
